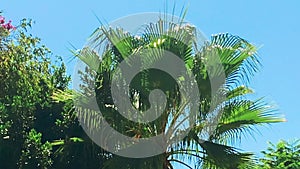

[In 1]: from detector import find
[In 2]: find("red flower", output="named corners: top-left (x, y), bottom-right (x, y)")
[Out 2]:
top-left (2, 20), bottom-right (16, 30)
top-left (0, 16), bottom-right (5, 24)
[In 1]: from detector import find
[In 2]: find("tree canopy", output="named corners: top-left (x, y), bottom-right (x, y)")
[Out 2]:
top-left (54, 14), bottom-right (285, 168)
top-left (256, 140), bottom-right (300, 169)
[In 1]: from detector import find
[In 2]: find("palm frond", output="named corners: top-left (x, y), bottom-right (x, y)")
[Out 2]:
top-left (72, 47), bottom-right (101, 72)
top-left (201, 33), bottom-right (261, 88)
top-left (51, 89), bottom-right (78, 103)
top-left (196, 138), bottom-right (253, 168)
top-left (226, 85), bottom-right (254, 100)
top-left (212, 98), bottom-right (285, 144)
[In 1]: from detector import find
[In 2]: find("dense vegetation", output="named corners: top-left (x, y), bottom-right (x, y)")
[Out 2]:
top-left (0, 14), bottom-right (107, 169)
top-left (256, 140), bottom-right (300, 169)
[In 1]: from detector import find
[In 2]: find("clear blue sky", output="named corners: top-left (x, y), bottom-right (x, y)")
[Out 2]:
top-left (2, 0), bottom-right (299, 165)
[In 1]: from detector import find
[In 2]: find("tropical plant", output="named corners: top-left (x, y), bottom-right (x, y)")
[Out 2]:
top-left (53, 12), bottom-right (285, 169)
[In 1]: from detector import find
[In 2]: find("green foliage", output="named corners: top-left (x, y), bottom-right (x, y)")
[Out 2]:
top-left (19, 129), bottom-right (52, 169)
top-left (257, 140), bottom-right (300, 169)
top-left (0, 15), bottom-right (71, 169)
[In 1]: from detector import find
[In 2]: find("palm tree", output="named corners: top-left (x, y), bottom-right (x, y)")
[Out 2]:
top-left (53, 13), bottom-right (284, 169)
